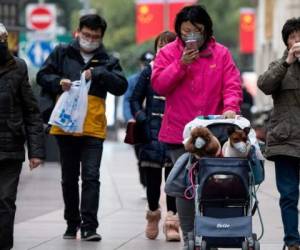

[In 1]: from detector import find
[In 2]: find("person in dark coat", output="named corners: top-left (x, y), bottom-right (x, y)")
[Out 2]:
top-left (0, 23), bottom-right (45, 250)
top-left (36, 14), bottom-right (127, 241)
top-left (123, 51), bottom-right (154, 194)
top-left (130, 31), bottom-right (180, 242)
top-left (257, 17), bottom-right (300, 250)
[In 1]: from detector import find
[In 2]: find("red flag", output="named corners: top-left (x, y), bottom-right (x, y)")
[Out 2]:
top-left (136, 1), bottom-right (164, 44)
top-left (135, 0), bottom-right (197, 44)
top-left (239, 8), bottom-right (256, 54)
top-left (168, 0), bottom-right (197, 31)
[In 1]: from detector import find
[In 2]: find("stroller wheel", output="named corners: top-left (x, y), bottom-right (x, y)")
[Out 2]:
top-left (254, 240), bottom-right (260, 250)
top-left (200, 240), bottom-right (207, 250)
top-left (188, 238), bottom-right (194, 250)
top-left (242, 241), bottom-right (249, 250)
top-left (248, 240), bottom-right (260, 250)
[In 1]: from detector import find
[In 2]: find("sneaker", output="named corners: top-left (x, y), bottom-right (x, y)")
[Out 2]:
top-left (81, 231), bottom-right (102, 241)
top-left (63, 226), bottom-right (79, 239)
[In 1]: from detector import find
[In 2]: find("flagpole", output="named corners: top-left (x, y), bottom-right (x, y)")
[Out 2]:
top-left (163, 0), bottom-right (169, 31)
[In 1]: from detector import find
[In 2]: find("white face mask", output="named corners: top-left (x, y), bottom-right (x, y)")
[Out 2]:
top-left (182, 32), bottom-right (205, 48)
top-left (233, 141), bottom-right (247, 153)
top-left (79, 36), bottom-right (100, 52)
top-left (194, 137), bottom-right (206, 149)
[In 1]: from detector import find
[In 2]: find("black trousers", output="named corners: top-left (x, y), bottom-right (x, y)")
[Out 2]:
top-left (0, 160), bottom-right (22, 250)
top-left (145, 167), bottom-right (177, 213)
top-left (134, 145), bottom-right (147, 188)
top-left (56, 136), bottom-right (103, 232)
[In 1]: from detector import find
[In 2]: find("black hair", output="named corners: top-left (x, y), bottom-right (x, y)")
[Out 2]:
top-left (174, 5), bottom-right (213, 41)
top-left (282, 17), bottom-right (300, 46)
top-left (79, 14), bottom-right (107, 35)
top-left (154, 31), bottom-right (176, 52)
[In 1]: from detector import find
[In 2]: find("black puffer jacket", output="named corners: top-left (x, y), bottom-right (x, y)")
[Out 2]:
top-left (37, 39), bottom-right (127, 98)
top-left (130, 65), bottom-right (169, 166)
top-left (0, 56), bottom-right (45, 161)
top-left (36, 39), bottom-right (128, 138)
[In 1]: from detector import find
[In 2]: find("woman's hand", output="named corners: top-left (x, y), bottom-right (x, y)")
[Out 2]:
top-left (223, 110), bottom-right (236, 119)
top-left (181, 48), bottom-right (199, 65)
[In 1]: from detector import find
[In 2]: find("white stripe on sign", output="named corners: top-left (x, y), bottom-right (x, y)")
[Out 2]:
top-left (31, 15), bottom-right (52, 23)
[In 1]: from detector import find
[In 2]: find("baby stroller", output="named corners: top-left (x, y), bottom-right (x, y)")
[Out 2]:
top-left (183, 117), bottom-right (264, 250)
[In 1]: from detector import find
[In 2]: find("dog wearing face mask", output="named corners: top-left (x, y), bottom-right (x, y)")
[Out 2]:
top-left (184, 126), bottom-right (221, 159)
top-left (222, 126), bottom-right (251, 158)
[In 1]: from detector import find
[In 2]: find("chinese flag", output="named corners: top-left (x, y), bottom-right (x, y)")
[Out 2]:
top-left (136, 0), bottom-right (197, 44)
top-left (136, 0), bottom-right (164, 44)
top-left (169, 0), bottom-right (197, 32)
top-left (239, 8), bottom-right (256, 54)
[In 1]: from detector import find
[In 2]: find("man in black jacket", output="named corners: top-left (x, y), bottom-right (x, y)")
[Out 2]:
top-left (0, 23), bottom-right (45, 250)
top-left (36, 14), bottom-right (127, 241)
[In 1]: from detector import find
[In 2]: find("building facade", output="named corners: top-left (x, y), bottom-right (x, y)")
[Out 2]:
top-left (255, 0), bottom-right (300, 108)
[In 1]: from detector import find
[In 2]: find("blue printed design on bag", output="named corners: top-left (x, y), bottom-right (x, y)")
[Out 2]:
top-left (54, 92), bottom-right (81, 131)
top-left (48, 73), bottom-right (91, 133)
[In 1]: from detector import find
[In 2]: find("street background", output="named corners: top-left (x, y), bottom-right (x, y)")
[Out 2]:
top-left (1, 0), bottom-right (300, 249)
top-left (14, 135), bottom-right (285, 250)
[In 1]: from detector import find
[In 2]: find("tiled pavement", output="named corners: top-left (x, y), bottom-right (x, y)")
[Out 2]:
top-left (13, 141), bottom-right (285, 250)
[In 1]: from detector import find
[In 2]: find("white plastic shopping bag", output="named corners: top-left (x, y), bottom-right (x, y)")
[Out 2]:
top-left (49, 73), bottom-right (91, 133)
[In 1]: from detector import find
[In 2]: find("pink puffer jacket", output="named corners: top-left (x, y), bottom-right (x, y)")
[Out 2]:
top-left (151, 37), bottom-right (242, 144)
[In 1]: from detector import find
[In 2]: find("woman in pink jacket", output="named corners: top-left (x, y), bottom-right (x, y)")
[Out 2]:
top-left (151, 5), bottom-right (242, 249)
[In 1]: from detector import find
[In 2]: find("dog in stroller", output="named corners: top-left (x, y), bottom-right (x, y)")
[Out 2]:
top-left (181, 116), bottom-right (264, 250)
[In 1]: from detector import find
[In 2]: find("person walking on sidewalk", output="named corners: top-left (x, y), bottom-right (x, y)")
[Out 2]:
top-left (151, 5), bottom-right (242, 248)
top-left (36, 14), bottom-right (127, 241)
top-left (257, 17), bottom-right (300, 250)
top-left (130, 31), bottom-right (180, 241)
top-left (0, 23), bottom-right (45, 250)
top-left (123, 51), bottom-right (154, 197)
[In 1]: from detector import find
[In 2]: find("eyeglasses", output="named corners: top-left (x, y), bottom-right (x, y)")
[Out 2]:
top-left (80, 31), bottom-right (101, 41)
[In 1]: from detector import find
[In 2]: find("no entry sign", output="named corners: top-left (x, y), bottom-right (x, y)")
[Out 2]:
top-left (26, 4), bottom-right (56, 32)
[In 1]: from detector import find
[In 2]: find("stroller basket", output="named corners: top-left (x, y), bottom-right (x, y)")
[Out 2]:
top-left (195, 157), bottom-right (253, 248)
top-left (195, 215), bottom-right (252, 238)
top-left (197, 157), bottom-right (250, 204)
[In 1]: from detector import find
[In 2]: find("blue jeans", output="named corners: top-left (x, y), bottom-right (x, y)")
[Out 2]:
top-left (274, 156), bottom-right (300, 246)
top-left (56, 136), bottom-right (103, 232)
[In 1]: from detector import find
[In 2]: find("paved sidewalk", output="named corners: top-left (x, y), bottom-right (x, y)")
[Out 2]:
top-left (13, 141), bottom-right (285, 250)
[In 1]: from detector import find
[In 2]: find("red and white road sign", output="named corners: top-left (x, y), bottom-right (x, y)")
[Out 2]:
top-left (26, 4), bottom-right (56, 32)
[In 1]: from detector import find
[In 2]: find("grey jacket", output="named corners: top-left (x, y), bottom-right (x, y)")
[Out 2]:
top-left (257, 51), bottom-right (300, 160)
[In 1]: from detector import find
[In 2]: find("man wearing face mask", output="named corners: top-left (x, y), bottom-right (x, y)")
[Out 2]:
top-left (36, 14), bottom-right (127, 241)
top-left (0, 23), bottom-right (45, 250)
